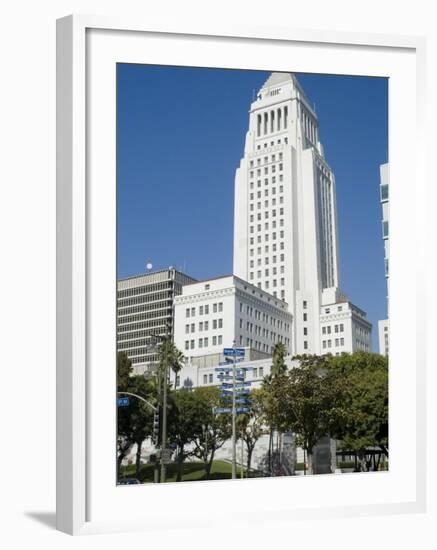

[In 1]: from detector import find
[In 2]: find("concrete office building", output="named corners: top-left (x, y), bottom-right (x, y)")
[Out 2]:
top-left (173, 275), bottom-right (293, 378)
top-left (117, 268), bottom-right (196, 375)
top-left (233, 72), bottom-right (371, 354)
top-left (378, 163), bottom-right (389, 356)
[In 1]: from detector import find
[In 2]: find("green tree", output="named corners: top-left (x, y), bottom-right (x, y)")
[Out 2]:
top-left (281, 354), bottom-right (336, 475)
top-left (168, 388), bottom-right (204, 481)
top-left (191, 386), bottom-right (232, 479)
top-left (116, 352), bottom-right (156, 478)
top-left (327, 351), bottom-right (388, 471)
top-left (261, 342), bottom-right (289, 474)
top-left (237, 389), bottom-right (265, 473)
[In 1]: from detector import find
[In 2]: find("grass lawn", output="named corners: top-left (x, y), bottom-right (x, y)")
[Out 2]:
top-left (120, 460), bottom-right (261, 483)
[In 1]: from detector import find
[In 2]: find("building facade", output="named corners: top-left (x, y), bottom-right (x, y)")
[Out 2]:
top-left (233, 72), bottom-right (371, 354)
top-left (173, 275), bottom-right (293, 370)
top-left (378, 163), bottom-right (389, 356)
top-left (117, 268), bottom-right (196, 375)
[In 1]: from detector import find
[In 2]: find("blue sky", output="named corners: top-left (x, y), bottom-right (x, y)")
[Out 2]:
top-left (117, 65), bottom-right (388, 351)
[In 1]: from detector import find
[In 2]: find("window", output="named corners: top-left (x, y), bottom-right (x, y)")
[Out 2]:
top-left (303, 300), bottom-right (307, 309)
top-left (218, 302), bottom-right (223, 312)
top-left (203, 374), bottom-right (207, 384)
top-left (327, 326), bottom-right (331, 334)
top-left (186, 308), bottom-right (190, 318)
top-left (199, 339), bottom-right (203, 348)
top-left (185, 341), bottom-right (189, 350)
top-left (185, 324), bottom-right (190, 334)
top-left (205, 305), bottom-right (209, 314)
top-left (303, 341), bottom-right (308, 350)
top-left (213, 319), bottom-right (217, 329)
top-left (322, 340), bottom-right (326, 349)
top-left (380, 184), bottom-right (389, 201)
top-left (383, 221), bottom-right (389, 238)
top-left (340, 323), bottom-right (344, 332)
top-left (209, 374), bottom-right (213, 383)
top-left (303, 327), bottom-right (307, 336)
top-left (218, 319), bottom-right (223, 328)
top-left (340, 337), bottom-right (344, 346)
top-left (303, 313), bottom-right (307, 321)
top-left (205, 284), bottom-right (210, 290)
top-left (205, 321), bottom-right (209, 331)
top-left (213, 336), bottom-right (217, 345)
top-left (199, 306), bottom-right (203, 315)
top-left (190, 340), bottom-right (195, 349)
top-left (259, 367), bottom-right (264, 377)
top-left (218, 335), bottom-right (223, 345)
top-left (204, 337), bottom-right (208, 347)
top-left (253, 368), bottom-right (258, 377)
top-left (199, 321), bottom-right (203, 331)
top-left (191, 323), bottom-right (195, 333)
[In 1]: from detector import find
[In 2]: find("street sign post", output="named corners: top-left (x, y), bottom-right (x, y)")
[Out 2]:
top-left (160, 448), bottom-right (173, 464)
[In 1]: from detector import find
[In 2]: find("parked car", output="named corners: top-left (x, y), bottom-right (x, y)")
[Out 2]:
top-left (117, 478), bottom-right (140, 485)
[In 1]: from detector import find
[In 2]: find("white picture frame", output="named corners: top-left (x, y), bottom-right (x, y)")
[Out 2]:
top-left (56, 14), bottom-right (427, 535)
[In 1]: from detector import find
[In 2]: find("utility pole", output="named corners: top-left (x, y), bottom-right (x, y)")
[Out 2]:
top-left (231, 340), bottom-right (237, 480)
top-left (160, 326), bottom-right (170, 484)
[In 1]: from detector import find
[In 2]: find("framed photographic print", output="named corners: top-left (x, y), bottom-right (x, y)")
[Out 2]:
top-left (56, 15), bottom-right (427, 535)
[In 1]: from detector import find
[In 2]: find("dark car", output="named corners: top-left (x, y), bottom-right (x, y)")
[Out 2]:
top-left (117, 478), bottom-right (141, 485)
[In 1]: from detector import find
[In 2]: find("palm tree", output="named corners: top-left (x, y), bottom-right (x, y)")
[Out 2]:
top-left (170, 347), bottom-right (185, 388)
top-left (265, 341), bottom-right (288, 474)
top-left (156, 337), bottom-right (185, 388)
top-left (271, 342), bottom-right (287, 377)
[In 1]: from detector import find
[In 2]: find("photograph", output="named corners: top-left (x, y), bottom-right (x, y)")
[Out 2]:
top-left (115, 65), bottom-right (389, 484)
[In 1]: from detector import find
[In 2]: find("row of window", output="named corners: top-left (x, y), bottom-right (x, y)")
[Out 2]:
top-left (117, 317), bottom-right (168, 334)
top-left (250, 153), bottom-right (283, 168)
top-left (322, 324), bottom-right (344, 335)
top-left (249, 163), bottom-right (283, 179)
top-left (255, 137), bottom-right (288, 151)
top-left (250, 262), bottom-right (285, 274)
top-left (117, 308), bottom-right (170, 326)
top-left (256, 107), bottom-right (289, 137)
top-left (250, 197), bottom-right (284, 211)
top-left (322, 338), bottom-right (345, 349)
top-left (238, 303), bottom-right (289, 329)
top-left (250, 175), bottom-right (284, 191)
top-left (185, 302), bottom-right (223, 318)
top-left (118, 290), bottom-right (172, 310)
top-left (117, 280), bottom-right (173, 299)
top-left (184, 335), bottom-right (223, 350)
top-left (185, 319), bottom-right (223, 333)
top-left (239, 335), bottom-right (289, 350)
top-left (118, 300), bottom-right (172, 317)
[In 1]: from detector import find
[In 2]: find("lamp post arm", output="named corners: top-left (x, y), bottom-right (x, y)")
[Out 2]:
top-left (117, 391), bottom-right (157, 412)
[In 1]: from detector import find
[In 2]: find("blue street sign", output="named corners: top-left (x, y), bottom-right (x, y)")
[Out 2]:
top-left (117, 397), bottom-right (129, 407)
top-left (236, 407), bottom-right (250, 413)
top-left (223, 348), bottom-right (245, 357)
top-left (214, 407), bottom-right (232, 414)
top-left (235, 398), bottom-right (250, 404)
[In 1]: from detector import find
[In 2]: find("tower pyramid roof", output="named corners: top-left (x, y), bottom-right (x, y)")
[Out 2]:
top-left (261, 72), bottom-right (293, 88)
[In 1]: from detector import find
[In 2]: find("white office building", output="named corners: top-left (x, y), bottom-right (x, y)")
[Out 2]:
top-left (233, 72), bottom-right (371, 355)
top-left (173, 275), bottom-right (293, 374)
top-left (117, 268), bottom-right (196, 375)
top-left (378, 163), bottom-right (389, 356)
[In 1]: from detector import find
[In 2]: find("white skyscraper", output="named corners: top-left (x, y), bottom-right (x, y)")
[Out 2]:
top-left (378, 163), bottom-right (389, 356)
top-left (233, 72), bottom-right (371, 355)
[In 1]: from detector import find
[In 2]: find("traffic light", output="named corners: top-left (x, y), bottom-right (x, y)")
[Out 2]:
top-left (152, 406), bottom-right (160, 446)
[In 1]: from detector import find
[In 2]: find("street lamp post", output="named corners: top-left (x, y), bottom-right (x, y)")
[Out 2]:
top-left (231, 341), bottom-right (237, 480)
